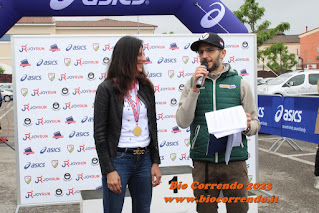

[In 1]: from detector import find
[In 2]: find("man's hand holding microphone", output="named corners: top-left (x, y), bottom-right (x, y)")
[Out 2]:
top-left (193, 59), bottom-right (209, 93)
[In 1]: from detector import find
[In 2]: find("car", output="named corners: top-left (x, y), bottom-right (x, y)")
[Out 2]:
top-left (257, 70), bottom-right (319, 96)
top-left (257, 77), bottom-right (263, 85)
top-left (259, 77), bottom-right (275, 85)
top-left (0, 84), bottom-right (13, 93)
top-left (1, 89), bottom-right (13, 102)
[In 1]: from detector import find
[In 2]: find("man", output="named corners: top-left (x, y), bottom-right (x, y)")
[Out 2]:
top-left (176, 33), bottom-right (260, 213)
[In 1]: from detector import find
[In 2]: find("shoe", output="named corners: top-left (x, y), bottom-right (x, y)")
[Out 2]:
top-left (314, 176), bottom-right (319, 190)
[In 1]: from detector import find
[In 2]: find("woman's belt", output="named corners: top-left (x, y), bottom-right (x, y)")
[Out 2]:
top-left (117, 147), bottom-right (147, 155)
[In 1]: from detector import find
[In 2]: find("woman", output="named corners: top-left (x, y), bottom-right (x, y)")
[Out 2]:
top-left (94, 36), bottom-right (161, 213)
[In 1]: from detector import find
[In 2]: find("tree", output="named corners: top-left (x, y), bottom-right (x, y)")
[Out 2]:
top-left (263, 42), bottom-right (297, 74)
top-left (234, 0), bottom-right (290, 60)
top-left (0, 66), bottom-right (5, 74)
top-left (233, 0), bottom-right (268, 33)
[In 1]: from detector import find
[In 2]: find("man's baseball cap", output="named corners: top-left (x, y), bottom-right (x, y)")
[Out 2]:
top-left (191, 32), bottom-right (225, 51)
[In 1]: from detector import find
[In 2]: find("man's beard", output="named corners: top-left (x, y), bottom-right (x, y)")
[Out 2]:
top-left (207, 60), bottom-right (221, 72)
top-left (207, 51), bottom-right (221, 72)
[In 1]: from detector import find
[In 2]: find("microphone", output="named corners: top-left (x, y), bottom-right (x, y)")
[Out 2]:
top-left (195, 59), bottom-right (208, 88)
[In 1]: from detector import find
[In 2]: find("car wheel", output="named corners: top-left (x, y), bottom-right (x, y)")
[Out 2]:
top-left (4, 95), bottom-right (11, 102)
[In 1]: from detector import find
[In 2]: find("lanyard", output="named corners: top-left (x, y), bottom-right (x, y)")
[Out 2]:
top-left (125, 84), bottom-right (140, 125)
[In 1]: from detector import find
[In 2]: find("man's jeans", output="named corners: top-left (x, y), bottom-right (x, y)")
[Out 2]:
top-left (192, 160), bottom-right (249, 213)
top-left (102, 149), bottom-right (152, 213)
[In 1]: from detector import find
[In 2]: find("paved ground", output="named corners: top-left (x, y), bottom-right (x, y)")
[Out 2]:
top-left (1, 100), bottom-right (318, 213)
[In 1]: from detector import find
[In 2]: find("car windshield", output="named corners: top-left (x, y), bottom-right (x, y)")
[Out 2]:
top-left (267, 73), bottom-right (294, 85)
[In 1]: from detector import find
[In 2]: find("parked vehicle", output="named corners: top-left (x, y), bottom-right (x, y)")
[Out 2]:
top-left (258, 70), bottom-right (319, 96)
top-left (0, 84), bottom-right (13, 93)
top-left (257, 77), bottom-right (263, 85)
top-left (0, 89), bottom-right (13, 102)
top-left (259, 77), bottom-right (275, 85)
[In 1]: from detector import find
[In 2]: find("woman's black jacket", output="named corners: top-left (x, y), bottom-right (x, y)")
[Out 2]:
top-left (94, 79), bottom-right (160, 175)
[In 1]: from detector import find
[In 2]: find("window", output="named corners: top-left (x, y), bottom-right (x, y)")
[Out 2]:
top-left (290, 74), bottom-right (305, 86)
top-left (309, 74), bottom-right (319, 85)
top-left (283, 74), bottom-right (305, 87)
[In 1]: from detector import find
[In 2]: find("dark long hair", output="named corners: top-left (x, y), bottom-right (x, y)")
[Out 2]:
top-left (106, 36), bottom-right (154, 102)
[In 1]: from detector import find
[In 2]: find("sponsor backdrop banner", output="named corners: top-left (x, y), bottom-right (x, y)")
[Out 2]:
top-left (13, 34), bottom-right (257, 205)
top-left (258, 95), bottom-right (319, 144)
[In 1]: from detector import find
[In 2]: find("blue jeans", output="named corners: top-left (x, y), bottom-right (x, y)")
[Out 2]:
top-left (102, 149), bottom-right (152, 213)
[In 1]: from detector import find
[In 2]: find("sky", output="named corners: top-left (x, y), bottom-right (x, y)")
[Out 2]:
top-left (54, 0), bottom-right (319, 35)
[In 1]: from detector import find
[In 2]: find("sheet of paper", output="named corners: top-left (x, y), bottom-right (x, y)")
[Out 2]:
top-left (205, 105), bottom-right (247, 138)
top-left (225, 132), bottom-right (242, 164)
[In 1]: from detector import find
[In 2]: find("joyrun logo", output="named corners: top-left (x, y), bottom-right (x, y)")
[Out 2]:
top-left (200, 2), bottom-right (225, 28)
top-left (50, 0), bottom-right (147, 10)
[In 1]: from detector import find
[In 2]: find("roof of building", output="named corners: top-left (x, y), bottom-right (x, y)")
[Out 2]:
top-left (299, 27), bottom-right (319, 38)
top-left (16, 17), bottom-right (156, 28)
top-left (17, 17), bottom-right (54, 24)
top-left (263, 34), bottom-right (300, 44)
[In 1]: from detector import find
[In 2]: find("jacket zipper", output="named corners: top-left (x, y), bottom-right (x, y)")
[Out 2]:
top-left (191, 125), bottom-right (200, 149)
top-left (212, 78), bottom-right (218, 163)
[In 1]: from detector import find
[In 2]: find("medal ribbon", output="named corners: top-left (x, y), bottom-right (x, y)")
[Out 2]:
top-left (125, 84), bottom-right (140, 125)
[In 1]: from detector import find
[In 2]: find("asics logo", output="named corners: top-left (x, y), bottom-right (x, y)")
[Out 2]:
top-left (274, 105), bottom-right (284, 122)
top-left (274, 105), bottom-right (303, 123)
top-left (50, 0), bottom-right (75, 10)
top-left (50, 0), bottom-right (146, 10)
top-left (200, 2), bottom-right (225, 28)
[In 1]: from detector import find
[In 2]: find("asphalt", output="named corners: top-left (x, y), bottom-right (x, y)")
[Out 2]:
top-left (1, 100), bottom-right (319, 213)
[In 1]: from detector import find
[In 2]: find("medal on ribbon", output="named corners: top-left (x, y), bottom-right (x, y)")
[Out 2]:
top-left (133, 125), bottom-right (142, 136)
top-left (126, 84), bottom-right (142, 136)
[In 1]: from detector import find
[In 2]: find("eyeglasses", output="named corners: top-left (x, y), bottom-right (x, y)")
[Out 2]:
top-left (197, 47), bottom-right (220, 56)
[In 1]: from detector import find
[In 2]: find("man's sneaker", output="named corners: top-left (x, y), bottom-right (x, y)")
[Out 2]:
top-left (314, 176), bottom-right (319, 190)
